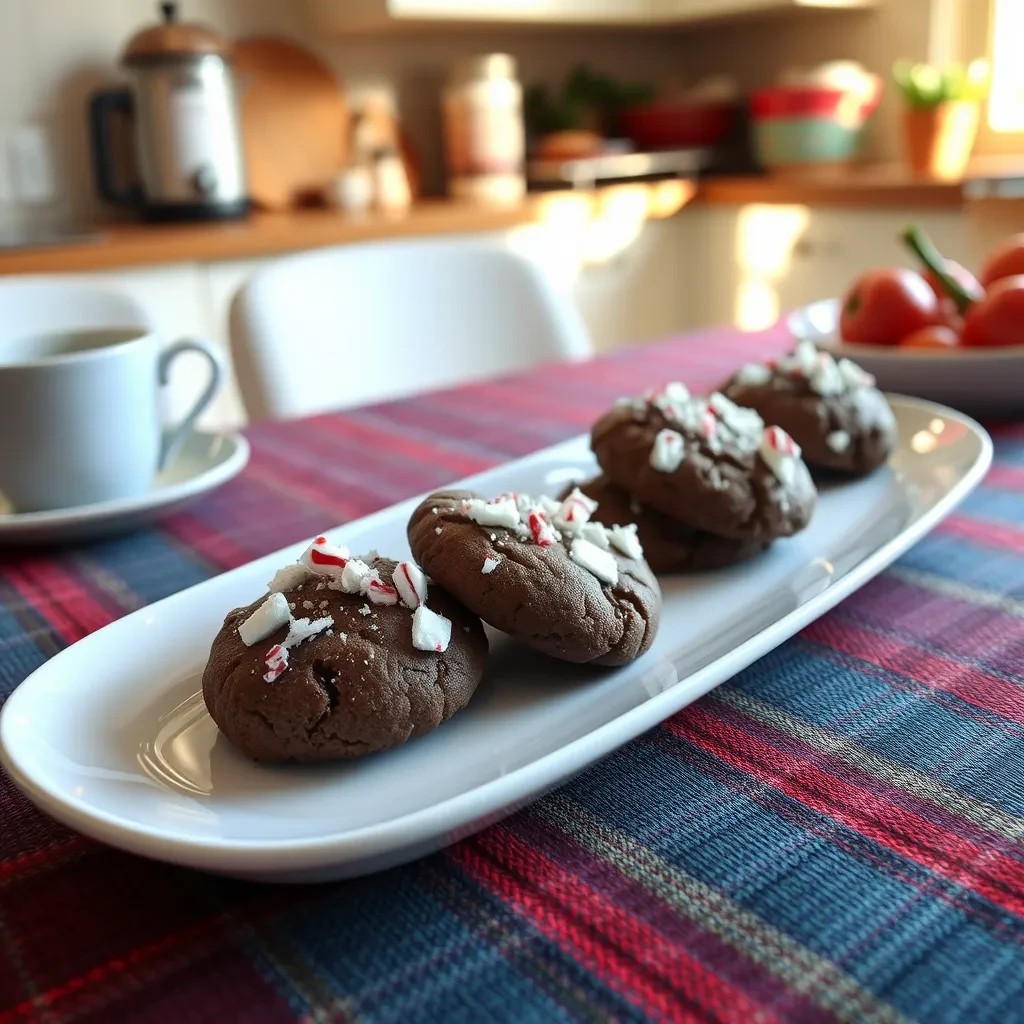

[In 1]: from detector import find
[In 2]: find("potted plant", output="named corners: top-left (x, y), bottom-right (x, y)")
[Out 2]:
top-left (892, 59), bottom-right (990, 179)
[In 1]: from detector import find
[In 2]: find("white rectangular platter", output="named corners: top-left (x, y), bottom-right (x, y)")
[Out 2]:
top-left (0, 396), bottom-right (991, 883)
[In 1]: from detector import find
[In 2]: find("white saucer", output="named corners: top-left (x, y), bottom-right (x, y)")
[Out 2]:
top-left (788, 298), bottom-right (1024, 415)
top-left (0, 431), bottom-right (249, 545)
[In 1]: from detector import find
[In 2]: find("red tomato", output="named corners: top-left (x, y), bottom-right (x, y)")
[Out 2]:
top-left (961, 275), bottom-right (1024, 347)
top-left (923, 260), bottom-right (984, 325)
top-left (899, 325), bottom-right (960, 349)
top-left (839, 268), bottom-right (940, 345)
top-left (980, 234), bottom-right (1024, 288)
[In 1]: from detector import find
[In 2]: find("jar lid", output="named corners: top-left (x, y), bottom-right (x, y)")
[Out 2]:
top-left (449, 54), bottom-right (517, 85)
top-left (123, 2), bottom-right (230, 61)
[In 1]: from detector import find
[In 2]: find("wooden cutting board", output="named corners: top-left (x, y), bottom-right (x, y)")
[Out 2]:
top-left (233, 37), bottom-right (348, 210)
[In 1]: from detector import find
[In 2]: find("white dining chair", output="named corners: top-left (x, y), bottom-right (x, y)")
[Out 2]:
top-left (0, 277), bottom-right (151, 342)
top-left (228, 238), bottom-right (593, 421)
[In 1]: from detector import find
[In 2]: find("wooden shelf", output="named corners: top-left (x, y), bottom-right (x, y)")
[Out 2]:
top-left (0, 182), bottom-right (697, 276)
top-left (697, 165), bottom-right (966, 209)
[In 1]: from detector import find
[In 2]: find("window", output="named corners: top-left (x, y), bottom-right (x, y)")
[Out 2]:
top-left (988, 0), bottom-right (1024, 132)
top-left (964, 0), bottom-right (1024, 153)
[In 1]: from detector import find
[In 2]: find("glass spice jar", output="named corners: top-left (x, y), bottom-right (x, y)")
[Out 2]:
top-left (442, 53), bottom-right (526, 205)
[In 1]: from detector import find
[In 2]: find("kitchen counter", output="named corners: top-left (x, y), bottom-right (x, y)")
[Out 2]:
top-left (2, 163), bottom-right (1018, 276)
top-left (0, 182), bottom-right (696, 276)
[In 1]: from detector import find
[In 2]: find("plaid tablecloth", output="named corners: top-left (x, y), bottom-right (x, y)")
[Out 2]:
top-left (2, 322), bottom-right (1023, 1024)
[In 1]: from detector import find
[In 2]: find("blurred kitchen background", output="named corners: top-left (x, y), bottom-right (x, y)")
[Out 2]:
top-left (0, 0), bottom-right (1021, 428)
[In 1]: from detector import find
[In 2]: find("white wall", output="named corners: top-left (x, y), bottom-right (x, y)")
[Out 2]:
top-left (0, 1), bottom-right (945, 230)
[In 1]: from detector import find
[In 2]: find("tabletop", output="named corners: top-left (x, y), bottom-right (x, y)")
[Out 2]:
top-left (1, 322), bottom-right (1023, 1024)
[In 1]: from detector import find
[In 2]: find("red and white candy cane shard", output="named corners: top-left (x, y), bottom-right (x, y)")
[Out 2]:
top-left (303, 535), bottom-right (350, 574)
top-left (764, 425), bottom-right (800, 457)
top-left (558, 488), bottom-right (597, 527)
top-left (700, 409), bottom-right (718, 440)
top-left (393, 561), bottom-right (428, 609)
top-left (366, 574), bottom-right (400, 605)
top-left (264, 643), bottom-right (289, 683)
top-left (528, 509), bottom-right (556, 547)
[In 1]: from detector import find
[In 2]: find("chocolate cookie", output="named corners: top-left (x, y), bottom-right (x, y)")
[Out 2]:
top-left (591, 384), bottom-right (816, 542)
top-left (722, 341), bottom-right (896, 475)
top-left (203, 537), bottom-right (487, 762)
top-left (568, 476), bottom-right (769, 573)
top-left (407, 489), bottom-right (660, 666)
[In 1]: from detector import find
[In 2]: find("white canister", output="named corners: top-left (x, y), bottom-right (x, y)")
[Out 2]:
top-left (443, 54), bottom-right (525, 205)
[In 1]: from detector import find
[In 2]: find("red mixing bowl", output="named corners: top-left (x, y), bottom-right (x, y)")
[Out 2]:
top-left (619, 101), bottom-right (735, 150)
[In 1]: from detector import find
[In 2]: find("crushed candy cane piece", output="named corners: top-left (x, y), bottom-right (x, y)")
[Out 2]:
top-left (365, 571), bottom-right (399, 606)
top-left (301, 535), bottom-right (350, 578)
top-left (734, 363), bottom-right (772, 387)
top-left (581, 522), bottom-right (611, 549)
top-left (264, 644), bottom-right (289, 683)
top-left (465, 496), bottom-right (520, 529)
top-left (826, 429), bottom-right (851, 452)
top-left (239, 592), bottom-right (291, 646)
top-left (809, 352), bottom-right (844, 396)
top-left (335, 558), bottom-right (370, 594)
top-left (393, 561), bottom-right (428, 609)
top-left (555, 487), bottom-right (598, 533)
top-left (609, 523), bottom-right (643, 560)
top-left (527, 508), bottom-right (557, 546)
top-left (760, 425), bottom-right (802, 486)
top-left (570, 536), bottom-right (619, 585)
top-left (411, 605), bottom-right (452, 653)
top-left (838, 357), bottom-right (874, 389)
top-left (482, 554), bottom-right (501, 574)
top-left (358, 604), bottom-right (371, 616)
top-left (267, 563), bottom-right (311, 594)
top-left (650, 429), bottom-right (685, 472)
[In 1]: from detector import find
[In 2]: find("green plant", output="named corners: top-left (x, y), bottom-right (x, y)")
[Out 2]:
top-left (892, 59), bottom-right (990, 108)
top-left (524, 64), bottom-right (654, 137)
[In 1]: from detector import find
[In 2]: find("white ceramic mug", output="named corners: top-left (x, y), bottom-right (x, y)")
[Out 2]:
top-left (0, 285), bottom-right (224, 513)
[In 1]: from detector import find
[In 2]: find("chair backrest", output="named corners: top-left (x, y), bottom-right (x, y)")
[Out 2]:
top-left (229, 238), bottom-right (592, 421)
top-left (0, 277), bottom-right (151, 344)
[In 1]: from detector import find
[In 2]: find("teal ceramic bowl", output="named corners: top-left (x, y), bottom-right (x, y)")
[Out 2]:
top-left (753, 116), bottom-right (868, 168)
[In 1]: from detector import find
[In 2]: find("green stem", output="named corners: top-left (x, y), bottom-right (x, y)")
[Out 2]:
top-left (901, 224), bottom-right (973, 315)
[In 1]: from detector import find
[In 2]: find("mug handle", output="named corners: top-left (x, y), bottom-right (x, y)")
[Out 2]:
top-left (157, 338), bottom-right (225, 470)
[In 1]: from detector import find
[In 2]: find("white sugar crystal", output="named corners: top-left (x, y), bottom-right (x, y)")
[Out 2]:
top-left (283, 614), bottom-right (333, 649)
top-left (482, 554), bottom-right (501, 574)
top-left (650, 429), bottom-right (685, 472)
top-left (302, 600), bottom-right (314, 610)
top-left (411, 605), bottom-right (452, 653)
top-left (393, 561), bottom-right (428, 609)
top-left (239, 592), bottom-right (291, 646)
top-left (581, 522), bottom-right (611, 550)
top-left (609, 523), bottom-right (644, 561)
top-left (826, 430), bottom-right (851, 453)
top-left (570, 536), bottom-right (619, 586)
top-left (267, 563), bottom-right (311, 594)
top-left (465, 496), bottom-right (520, 529)
top-left (358, 604), bottom-right (372, 616)
top-left (734, 363), bottom-right (772, 387)
top-left (435, 526), bottom-right (443, 535)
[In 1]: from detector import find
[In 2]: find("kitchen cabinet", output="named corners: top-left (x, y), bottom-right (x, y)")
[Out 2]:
top-left (303, 0), bottom-right (873, 31)
top-left (690, 205), bottom-right (968, 331)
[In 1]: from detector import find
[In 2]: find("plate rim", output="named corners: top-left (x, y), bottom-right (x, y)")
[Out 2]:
top-left (0, 396), bottom-right (993, 875)
top-left (0, 431), bottom-right (250, 534)
top-left (788, 297), bottom-right (1024, 361)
